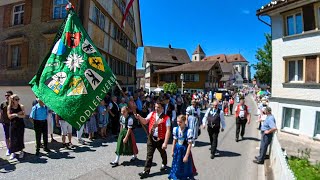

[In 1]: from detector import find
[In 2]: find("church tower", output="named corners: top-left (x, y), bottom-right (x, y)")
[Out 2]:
top-left (192, 44), bottom-right (205, 61)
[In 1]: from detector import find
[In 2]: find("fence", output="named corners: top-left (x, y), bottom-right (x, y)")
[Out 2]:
top-left (269, 134), bottom-right (296, 180)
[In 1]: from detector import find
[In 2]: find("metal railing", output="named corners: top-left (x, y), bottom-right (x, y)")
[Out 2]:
top-left (269, 134), bottom-right (296, 180)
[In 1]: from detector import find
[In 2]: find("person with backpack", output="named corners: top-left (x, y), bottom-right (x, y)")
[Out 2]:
top-left (202, 100), bottom-right (226, 159)
top-left (30, 98), bottom-right (51, 156)
top-left (110, 106), bottom-right (138, 167)
top-left (234, 97), bottom-right (251, 142)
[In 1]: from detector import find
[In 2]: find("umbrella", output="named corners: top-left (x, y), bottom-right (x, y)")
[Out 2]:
top-left (154, 87), bottom-right (163, 92)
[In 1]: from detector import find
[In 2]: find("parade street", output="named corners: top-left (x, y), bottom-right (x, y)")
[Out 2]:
top-left (0, 95), bottom-right (264, 180)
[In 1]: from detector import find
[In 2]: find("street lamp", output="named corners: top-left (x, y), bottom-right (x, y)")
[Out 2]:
top-left (180, 73), bottom-right (184, 94)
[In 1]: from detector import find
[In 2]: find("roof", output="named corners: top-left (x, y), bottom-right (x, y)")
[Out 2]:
top-left (202, 54), bottom-right (248, 63)
top-left (155, 61), bottom-right (221, 73)
top-left (192, 44), bottom-right (205, 55)
top-left (256, 0), bottom-right (300, 16)
top-left (136, 69), bottom-right (145, 78)
top-left (144, 46), bottom-right (190, 64)
top-left (219, 62), bottom-right (234, 73)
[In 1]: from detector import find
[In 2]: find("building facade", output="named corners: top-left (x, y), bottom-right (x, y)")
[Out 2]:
top-left (257, 0), bottom-right (320, 139)
top-left (143, 45), bottom-right (190, 92)
top-left (0, 0), bottom-right (143, 93)
top-left (155, 61), bottom-right (223, 93)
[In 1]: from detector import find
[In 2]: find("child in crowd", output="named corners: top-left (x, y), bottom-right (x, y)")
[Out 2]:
top-left (169, 115), bottom-right (195, 180)
top-left (98, 100), bottom-right (108, 139)
top-left (86, 112), bottom-right (97, 140)
top-left (110, 107), bottom-right (138, 167)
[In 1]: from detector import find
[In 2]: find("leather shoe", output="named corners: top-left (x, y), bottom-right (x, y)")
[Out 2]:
top-left (160, 165), bottom-right (167, 171)
top-left (138, 171), bottom-right (149, 179)
top-left (253, 160), bottom-right (264, 164)
top-left (210, 154), bottom-right (215, 159)
top-left (110, 161), bottom-right (119, 167)
top-left (235, 138), bottom-right (239, 142)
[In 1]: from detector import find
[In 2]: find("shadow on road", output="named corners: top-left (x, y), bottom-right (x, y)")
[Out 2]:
top-left (216, 150), bottom-right (241, 158)
top-left (0, 158), bottom-right (16, 173)
top-left (121, 158), bottom-right (157, 167)
top-left (194, 141), bottom-right (211, 147)
top-left (243, 137), bottom-right (260, 142)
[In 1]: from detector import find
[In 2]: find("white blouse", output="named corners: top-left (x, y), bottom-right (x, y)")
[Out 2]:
top-left (173, 127), bottom-right (193, 143)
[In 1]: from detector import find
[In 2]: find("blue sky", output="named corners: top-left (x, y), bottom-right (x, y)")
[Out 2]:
top-left (136, 0), bottom-right (271, 76)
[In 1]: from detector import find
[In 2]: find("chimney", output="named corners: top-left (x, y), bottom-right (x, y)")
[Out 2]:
top-left (169, 44), bottom-right (172, 49)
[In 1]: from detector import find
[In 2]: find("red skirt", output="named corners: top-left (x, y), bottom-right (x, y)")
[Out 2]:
top-left (130, 131), bottom-right (138, 155)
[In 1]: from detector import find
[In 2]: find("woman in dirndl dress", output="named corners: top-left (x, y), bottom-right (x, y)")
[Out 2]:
top-left (110, 107), bottom-right (138, 167)
top-left (169, 115), bottom-right (194, 180)
top-left (186, 100), bottom-right (201, 147)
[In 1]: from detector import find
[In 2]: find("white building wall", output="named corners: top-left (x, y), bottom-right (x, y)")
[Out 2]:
top-left (270, 101), bottom-right (320, 138)
top-left (271, 14), bottom-right (320, 101)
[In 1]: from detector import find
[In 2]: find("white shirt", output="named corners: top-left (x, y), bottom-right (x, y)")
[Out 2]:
top-left (202, 108), bottom-right (226, 129)
top-left (146, 111), bottom-right (171, 137)
top-left (186, 106), bottom-right (200, 117)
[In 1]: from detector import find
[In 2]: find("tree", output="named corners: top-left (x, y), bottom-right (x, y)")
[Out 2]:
top-left (253, 33), bottom-right (272, 85)
top-left (163, 82), bottom-right (178, 94)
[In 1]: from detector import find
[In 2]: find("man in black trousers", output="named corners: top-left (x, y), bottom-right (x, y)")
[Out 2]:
top-left (108, 96), bottom-right (120, 136)
top-left (202, 100), bottom-right (226, 159)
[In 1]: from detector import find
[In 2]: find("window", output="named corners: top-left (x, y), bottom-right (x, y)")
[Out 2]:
top-left (315, 112), bottom-right (320, 137)
top-left (91, 6), bottom-right (105, 30)
top-left (282, 107), bottom-right (300, 131)
top-left (12, 4), bottom-right (24, 25)
top-left (172, 56), bottom-right (178, 60)
top-left (318, 7), bottom-right (320, 29)
top-left (194, 56), bottom-right (197, 60)
top-left (10, 45), bottom-right (21, 68)
top-left (287, 60), bottom-right (303, 82)
top-left (286, 13), bottom-right (303, 36)
top-left (160, 74), bottom-right (176, 82)
top-left (53, 0), bottom-right (68, 19)
top-left (184, 74), bottom-right (199, 82)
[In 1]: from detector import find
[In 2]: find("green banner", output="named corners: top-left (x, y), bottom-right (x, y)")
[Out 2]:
top-left (29, 8), bottom-right (116, 130)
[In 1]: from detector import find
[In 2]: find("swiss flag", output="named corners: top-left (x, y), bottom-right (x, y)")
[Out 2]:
top-left (121, 0), bottom-right (135, 28)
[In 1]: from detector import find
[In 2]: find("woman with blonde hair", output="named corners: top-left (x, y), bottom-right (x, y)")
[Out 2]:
top-left (7, 94), bottom-right (25, 159)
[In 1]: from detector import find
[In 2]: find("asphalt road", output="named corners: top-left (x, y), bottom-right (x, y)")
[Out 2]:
top-left (0, 95), bottom-right (263, 180)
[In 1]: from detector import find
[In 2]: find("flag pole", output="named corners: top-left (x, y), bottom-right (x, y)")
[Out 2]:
top-left (114, 80), bottom-right (148, 135)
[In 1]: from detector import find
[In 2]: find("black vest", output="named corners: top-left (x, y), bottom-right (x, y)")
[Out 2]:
top-left (207, 108), bottom-right (221, 128)
top-left (111, 101), bottom-right (119, 117)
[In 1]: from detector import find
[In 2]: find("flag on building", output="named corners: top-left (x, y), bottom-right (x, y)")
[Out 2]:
top-left (29, 6), bottom-right (116, 130)
top-left (121, 0), bottom-right (135, 28)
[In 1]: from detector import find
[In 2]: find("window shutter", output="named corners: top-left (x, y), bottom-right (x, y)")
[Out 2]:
top-left (24, 0), bottom-right (32, 25)
top-left (302, 4), bottom-right (315, 31)
top-left (42, 0), bottom-right (53, 22)
top-left (3, 5), bottom-right (12, 28)
top-left (305, 56), bottom-right (317, 83)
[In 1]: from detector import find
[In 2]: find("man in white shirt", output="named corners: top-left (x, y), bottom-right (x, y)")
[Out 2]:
top-left (135, 101), bottom-right (171, 178)
top-left (202, 100), bottom-right (226, 159)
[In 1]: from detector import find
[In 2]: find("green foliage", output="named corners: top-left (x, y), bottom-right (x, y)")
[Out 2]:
top-left (289, 157), bottom-right (320, 180)
top-left (163, 83), bottom-right (178, 94)
top-left (253, 33), bottom-right (272, 85)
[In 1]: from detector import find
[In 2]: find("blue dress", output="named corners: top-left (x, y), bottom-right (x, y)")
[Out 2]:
top-left (169, 127), bottom-right (193, 180)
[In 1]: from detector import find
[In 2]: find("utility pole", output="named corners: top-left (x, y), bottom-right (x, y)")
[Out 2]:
top-left (180, 73), bottom-right (184, 94)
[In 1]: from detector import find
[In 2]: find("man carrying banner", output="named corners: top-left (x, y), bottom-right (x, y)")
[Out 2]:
top-left (135, 101), bottom-right (171, 179)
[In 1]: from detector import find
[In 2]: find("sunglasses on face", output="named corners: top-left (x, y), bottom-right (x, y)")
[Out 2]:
top-left (5, 95), bottom-right (10, 97)
top-left (14, 98), bottom-right (20, 101)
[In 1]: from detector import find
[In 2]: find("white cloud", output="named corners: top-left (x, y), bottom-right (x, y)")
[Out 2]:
top-left (241, 10), bottom-right (250, 15)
